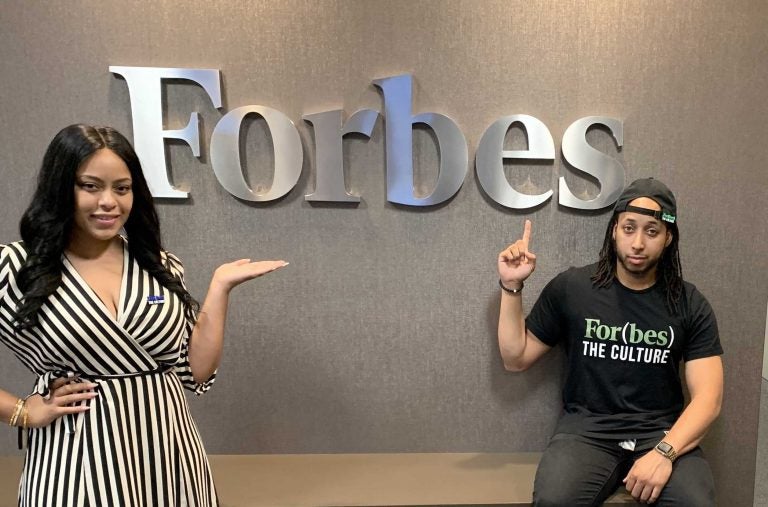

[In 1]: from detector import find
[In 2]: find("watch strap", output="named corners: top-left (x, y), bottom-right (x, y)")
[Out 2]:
top-left (654, 441), bottom-right (678, 463)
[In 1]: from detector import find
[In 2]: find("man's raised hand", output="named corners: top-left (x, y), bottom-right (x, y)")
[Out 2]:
top-left (498, 220), bottom-right (537, 290)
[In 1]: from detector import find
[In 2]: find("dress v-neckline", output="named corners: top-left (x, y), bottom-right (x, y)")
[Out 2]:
top-left (62, 241), bottom-right (129, 324)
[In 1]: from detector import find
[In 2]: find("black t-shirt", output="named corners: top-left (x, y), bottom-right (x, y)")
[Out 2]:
top-left (525, 263), bottom-right (722, 440)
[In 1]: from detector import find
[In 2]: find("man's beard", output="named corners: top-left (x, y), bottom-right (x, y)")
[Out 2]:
top-left (615, 249), bottom-right (662, 279)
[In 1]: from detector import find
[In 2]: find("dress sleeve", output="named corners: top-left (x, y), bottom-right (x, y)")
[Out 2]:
top-left (163, 251), bottom-right (216, 395)
top-left (0, 244), bottom-right (8, 300)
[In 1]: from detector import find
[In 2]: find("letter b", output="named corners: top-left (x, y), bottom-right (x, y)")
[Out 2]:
top-left (628, 323), bottom-right (644, 344)
top-left (373, 74), bottom-right (468, 206)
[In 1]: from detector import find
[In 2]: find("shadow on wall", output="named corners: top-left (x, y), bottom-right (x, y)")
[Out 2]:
top-left (485, 292), bottom-right (563, 450)
top-left (763, 303), bottom-right (768, 381)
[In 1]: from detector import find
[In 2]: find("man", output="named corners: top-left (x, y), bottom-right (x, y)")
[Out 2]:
top-left (497, 178), bottom-right (723, 506)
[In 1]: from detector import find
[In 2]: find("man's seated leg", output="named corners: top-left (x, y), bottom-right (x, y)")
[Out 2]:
top-left (654, 447), bottom-right (715, 507)
top-left (533, 433), bottom-right (631, 507)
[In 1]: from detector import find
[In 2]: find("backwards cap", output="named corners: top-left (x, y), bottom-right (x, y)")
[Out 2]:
top-left (613, 177), bottom-right (677, 224)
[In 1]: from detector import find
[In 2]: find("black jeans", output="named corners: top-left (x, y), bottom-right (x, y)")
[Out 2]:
top-left (532, 433), bottom-right (716, 506)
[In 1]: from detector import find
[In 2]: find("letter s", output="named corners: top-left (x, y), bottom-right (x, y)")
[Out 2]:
top-left (559, 116), bottom-right (624, 210)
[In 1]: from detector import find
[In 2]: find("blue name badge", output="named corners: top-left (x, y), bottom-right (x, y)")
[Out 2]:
top-left (147, 295), bottom-right (165, 305)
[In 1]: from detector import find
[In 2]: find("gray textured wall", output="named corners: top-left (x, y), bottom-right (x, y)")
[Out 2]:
top-left (1, 1), bottom-right (766, 505)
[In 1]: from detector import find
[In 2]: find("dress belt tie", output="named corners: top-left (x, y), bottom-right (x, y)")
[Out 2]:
top-left (80, 364), bottom-right (172, 381)
top-left (21, 366), bottom-right (173, 448)
top-left (67, 366), bottom-right (173, 435)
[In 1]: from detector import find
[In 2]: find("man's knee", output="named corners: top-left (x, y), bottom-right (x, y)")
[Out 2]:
top-left (533, 445), bottom-right (585, 506)
top-left (657, 485), bottom-right (715, 507)
top-left (533, 488), bottom-right (579, 507)
top-left (533, 456), bottom-right (591, 506)
top-left (533, 453), bottom-right (621, 506)
top-left (657, 449), bottom-right (716, 507)
top-left (533, 435), bottom-right (626, 506)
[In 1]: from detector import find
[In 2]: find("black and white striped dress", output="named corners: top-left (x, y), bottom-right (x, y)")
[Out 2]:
top-left (0, 241), bottom-right (218, 506)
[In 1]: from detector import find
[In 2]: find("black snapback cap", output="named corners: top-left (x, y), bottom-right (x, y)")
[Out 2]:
top-left (613, 178), bottom-right (677, 224)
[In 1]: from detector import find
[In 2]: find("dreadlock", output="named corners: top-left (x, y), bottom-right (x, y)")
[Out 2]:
top-left (591, 213), bottom-right (684, 313)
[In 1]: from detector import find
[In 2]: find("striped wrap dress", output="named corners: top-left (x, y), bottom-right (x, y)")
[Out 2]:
top-left (0, 241), bottom-right (218, 506)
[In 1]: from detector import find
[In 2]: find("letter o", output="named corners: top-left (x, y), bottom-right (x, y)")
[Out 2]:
top-left (210, 105), bottom-right (303, 201)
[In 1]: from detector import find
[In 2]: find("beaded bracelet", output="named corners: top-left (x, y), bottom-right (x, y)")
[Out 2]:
top-left (499, 279), bottom-right (524, 294)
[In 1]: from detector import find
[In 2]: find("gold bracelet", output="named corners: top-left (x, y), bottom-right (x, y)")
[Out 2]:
top-left (9, 399), bottom-right (22, 426)
top-left (8, 398), bottom-right (23, 427)
top-left (21, 401), bottom-right (29, 430)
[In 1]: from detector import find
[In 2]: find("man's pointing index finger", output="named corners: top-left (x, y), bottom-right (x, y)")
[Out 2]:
top-left (522, 219), bottom-right (532, 249)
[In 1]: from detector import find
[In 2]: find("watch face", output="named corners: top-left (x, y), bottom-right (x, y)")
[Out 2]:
top-left (657, 442), bottom-right (672, 453)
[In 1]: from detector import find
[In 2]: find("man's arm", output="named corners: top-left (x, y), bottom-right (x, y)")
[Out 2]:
top-left (497, 290), bottom-right (551, 371)
top-left (662, 355), bottom-right (724, 453)
top-left (497, 220), bottom-right (551, 371)
top-left (623, 355), bottom-right (723, 503)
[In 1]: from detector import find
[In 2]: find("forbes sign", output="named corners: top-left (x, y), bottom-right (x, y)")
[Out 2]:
top-left (110, 67), bottom-right (624, 210)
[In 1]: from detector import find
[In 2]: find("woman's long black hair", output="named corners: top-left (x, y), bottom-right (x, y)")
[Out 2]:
top-left (591, 213), bottom-right (684, 313)
top-left (14, 124), bottom-right (198, 330)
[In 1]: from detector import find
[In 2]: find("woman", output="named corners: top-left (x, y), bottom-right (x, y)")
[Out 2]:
top-left (0, 124), bottom-right (287, 506)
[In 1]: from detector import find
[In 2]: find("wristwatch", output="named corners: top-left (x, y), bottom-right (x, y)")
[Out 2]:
top-left (654, 441), bottom-right (678, 463)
